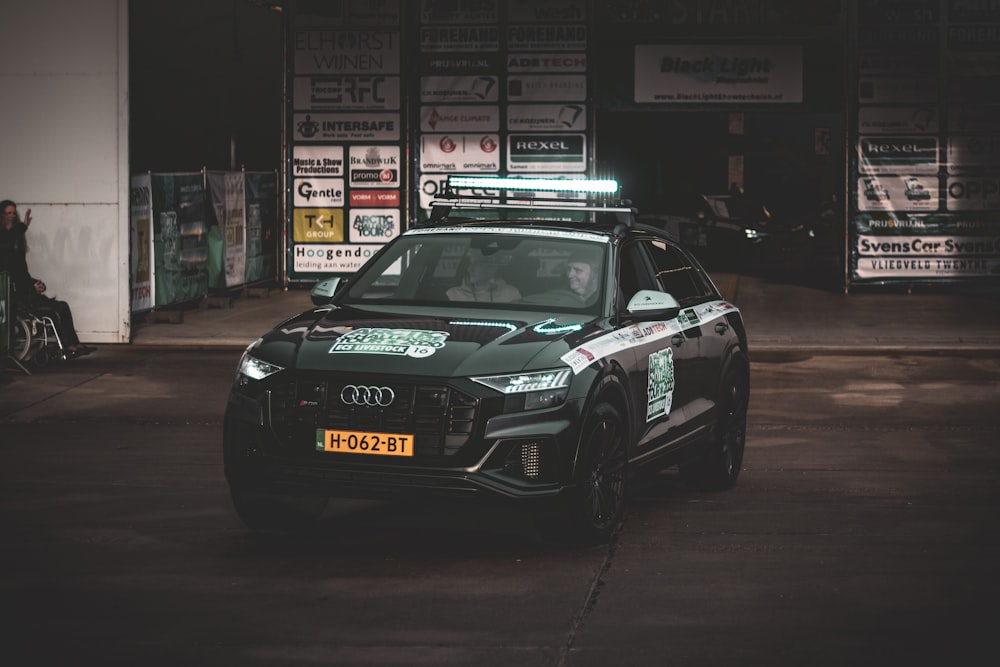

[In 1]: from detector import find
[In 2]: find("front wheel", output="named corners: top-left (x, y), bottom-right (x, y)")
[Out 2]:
top-left (680, 367), bottom-right (748, 490)
top-left (229, 486), bottom-right (328, 533)
top-left (538, 402), bottom-right (628, 545)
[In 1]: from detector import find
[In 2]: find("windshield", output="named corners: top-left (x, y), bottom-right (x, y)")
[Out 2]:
top-left (342, 230), bottom-right (608, 315)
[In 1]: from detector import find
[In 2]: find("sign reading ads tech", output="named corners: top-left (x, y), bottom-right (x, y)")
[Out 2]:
top-left (634, 44), bottom-right (803, 104)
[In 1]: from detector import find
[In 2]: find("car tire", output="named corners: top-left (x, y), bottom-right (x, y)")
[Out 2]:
top-left (230, 486), bottom-right (328, 533)
top-left (539, 401), bottom-right (628, 546)
top-left (680, 367), bottom-right (748, 490)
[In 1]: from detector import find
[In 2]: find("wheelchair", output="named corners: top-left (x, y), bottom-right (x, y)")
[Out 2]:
top-left (10, 309), bottom-right (67, 371)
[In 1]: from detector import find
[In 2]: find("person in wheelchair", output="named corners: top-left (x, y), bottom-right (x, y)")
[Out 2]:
top-left (1, 199), bottom-right (95, 359)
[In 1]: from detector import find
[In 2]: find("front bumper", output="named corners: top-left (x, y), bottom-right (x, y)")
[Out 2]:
top-left (223, 387), bottom-right (586, 503)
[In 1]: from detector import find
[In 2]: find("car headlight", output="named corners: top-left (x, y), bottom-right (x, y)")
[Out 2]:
top-left (237, 350), bottom-right (284, 383)
top-left (472, 369), bottom-right (572, 411)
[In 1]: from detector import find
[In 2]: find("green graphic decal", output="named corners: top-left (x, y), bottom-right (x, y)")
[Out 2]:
top-left (329, 328), bottom-right (449, 358)
top-left (647, 348), bottom-right (675, 422)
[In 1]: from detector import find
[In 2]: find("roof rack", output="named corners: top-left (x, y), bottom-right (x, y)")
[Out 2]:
top-left (423, 175), bottom-right (638, 230)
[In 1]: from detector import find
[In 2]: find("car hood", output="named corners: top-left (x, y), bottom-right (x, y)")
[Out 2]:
top-left (252, 305), bottom-right (601, 377)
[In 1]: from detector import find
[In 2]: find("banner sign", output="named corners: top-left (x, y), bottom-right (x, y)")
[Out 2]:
top-left (244, 171), bottom-right (278, 284)
top-left (293, 75), bottom-right (400, 110)
top-left (150, 173), bottom-right (208, 307)
top-left (206, 171), bottom-right (247, 289)
top-left (129, 173), bottom-right (154, 313)
top-left (420, 105), bottom-right (500, 132)
top-left (293, 112), bottom-right (400, 141)
top-left (292, 145), bottom-right (345, 177)
top-left (420, 134), bottom-right (500, 172)
top-left (293, 30), bottom-right (401, 75)
top-left (634, 44), bottom-right (803, 103)
top-left (507, 103), bottom-right (587, 131)
top-left (507, 133), bottom-right (586, 172)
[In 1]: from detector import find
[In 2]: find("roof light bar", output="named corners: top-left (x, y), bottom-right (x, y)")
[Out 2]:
top-left (447, 176), bottom-right (619, 194)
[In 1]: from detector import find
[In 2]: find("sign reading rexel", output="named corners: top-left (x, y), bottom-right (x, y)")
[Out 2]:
top-left (349, 145), bottom-right (401, 188)
top-left (857, 136), bottom-right (939, 175)
top-left (420, 134), bottom-right (500, 172)
top-left (507, 134), bottom-right (586, 172)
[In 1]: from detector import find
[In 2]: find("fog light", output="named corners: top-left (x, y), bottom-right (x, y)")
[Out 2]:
top-left (503, 440), bottom-right (546, 480)
top-left (521, 442), bottom-right (541, 478)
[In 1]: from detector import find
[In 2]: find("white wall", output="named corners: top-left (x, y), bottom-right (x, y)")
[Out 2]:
top-left (0, 0), bottom-right (130, 343)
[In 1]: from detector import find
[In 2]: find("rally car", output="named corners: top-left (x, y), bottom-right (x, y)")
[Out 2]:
top-left (224, 176), bottom-right (750, 544)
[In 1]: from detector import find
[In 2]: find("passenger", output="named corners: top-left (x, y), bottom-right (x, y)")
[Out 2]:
top-left (446, 256), bottom-right (521, 303)
top-left (517, 245), bottom-right (604, 308)
top-left (0, 199), bottom-right (95, 358)
top-left (565, 247), bottom-right (602, 304)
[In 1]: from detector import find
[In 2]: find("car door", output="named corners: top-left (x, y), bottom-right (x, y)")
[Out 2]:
top-left (641, 237), bottom-right (722, 434)
top-left (617, 239), bottom-right (703, 458)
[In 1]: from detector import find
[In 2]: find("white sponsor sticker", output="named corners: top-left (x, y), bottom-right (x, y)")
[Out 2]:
top-left (561, 300), bottom-right (739, 374)
top-left (329, 328), bottom-right (450, 358)
top-left (420, 134), bottom-right (500, 173)
top-left (647, 348), bottom-right (675, 421)
top-left (293, 178), bottom-right (346, 207)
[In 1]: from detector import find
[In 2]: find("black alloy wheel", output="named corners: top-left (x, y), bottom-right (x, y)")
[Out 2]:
top-left (569, 401), bottom-right (628, 544)
top-left (680, 367), bottom-right (748, 490)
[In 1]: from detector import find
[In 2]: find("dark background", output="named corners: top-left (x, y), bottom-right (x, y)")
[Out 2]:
top-left (129, 0), bottom-right (284, 174)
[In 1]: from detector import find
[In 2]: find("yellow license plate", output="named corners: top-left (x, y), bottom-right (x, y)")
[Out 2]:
top-left (316, 429), bottom-right (415, 457)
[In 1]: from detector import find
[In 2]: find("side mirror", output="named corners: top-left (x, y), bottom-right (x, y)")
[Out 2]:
top-left (310, 277), bottom-right (344, 306)
top-left (626, 289), bottom-right (680, 320)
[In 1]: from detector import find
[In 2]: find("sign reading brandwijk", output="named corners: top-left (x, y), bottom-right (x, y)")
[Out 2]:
top-left (634, 44), bottom-right (802, 103)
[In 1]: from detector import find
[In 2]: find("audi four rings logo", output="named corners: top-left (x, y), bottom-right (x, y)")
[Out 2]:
top-left (341, 384), bottom-right (395, 407)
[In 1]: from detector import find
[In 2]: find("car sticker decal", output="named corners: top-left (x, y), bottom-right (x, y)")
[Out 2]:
top-left (560, 300), bottom-right (739, 374)
top-left (328, 327), bottom-right (450, 358)
top-left (647, 348), bottom-right (675, 422)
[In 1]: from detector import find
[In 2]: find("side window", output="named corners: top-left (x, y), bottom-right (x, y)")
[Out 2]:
top-left (618, 243), bottom-right (657, 306)
top-left (644, 240), bottom-right (708, 303)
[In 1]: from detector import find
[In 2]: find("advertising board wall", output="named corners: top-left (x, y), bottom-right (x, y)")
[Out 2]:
top-left (849, 1), bottom-right (1000, 285)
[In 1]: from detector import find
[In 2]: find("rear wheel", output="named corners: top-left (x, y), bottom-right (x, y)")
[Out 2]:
top-left (11, 316), bottom-right (33, 361)
top-left (539, 401), bottom-right (627, 545)
top-left (680, 367), bottom-right (748, 490)
top-left (230, 486), bottom-right (328, 533)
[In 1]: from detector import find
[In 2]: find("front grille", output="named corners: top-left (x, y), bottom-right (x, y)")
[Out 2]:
top-left (269, 376), bottom-right (479, 457)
